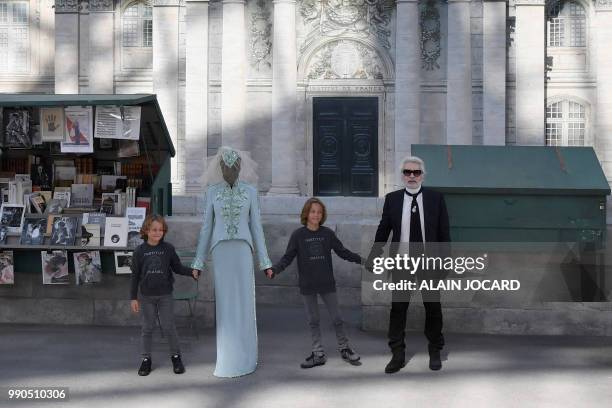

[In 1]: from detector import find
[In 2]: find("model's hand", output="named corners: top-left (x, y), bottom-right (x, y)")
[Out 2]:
top-left (192, 269), bottom-right (201, 280)
top-left (364, 256), bottom-right (376, 274)
top-left (265, 268), bottom-right (274, 279)
top-left (131, 300), bottom-right (140, 314)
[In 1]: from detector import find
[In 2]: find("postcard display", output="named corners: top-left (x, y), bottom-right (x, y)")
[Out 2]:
top-left (0, 96), bottom-right (174, 292)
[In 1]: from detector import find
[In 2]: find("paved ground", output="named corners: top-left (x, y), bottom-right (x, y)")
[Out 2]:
top-left (1, 305), bottom-right (611, 408)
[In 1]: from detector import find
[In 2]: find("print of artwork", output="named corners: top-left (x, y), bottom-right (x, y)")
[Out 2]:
top-left (20, 217), bottom-right (47, 245)
top-left (61, 107), bottom-right (94, 153)
top-left (3, 109), bottom-right (31, 148)
top-left (49, 216), bottom-right (77, 246)
top-left (41, 250), bottom-right (70, 284)
top-left (0, 204), bottom-right (25, 234)
top-left (74, 251), bottom-right (102, 285)
top-left (114, 251), bottom-right (133, 275)
top-left (0, 251), bottom-right (14, 284)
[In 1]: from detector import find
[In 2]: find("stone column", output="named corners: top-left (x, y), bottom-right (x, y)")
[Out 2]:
top-left (394, 0), bottom-right (420, 186)
top-left (595, 2), bottom-right (612, 181)
top-left (268, 0), bottom-right (299, 195)
top-left (185, 0), bottom-right (210, 194)
top-left (40, 0), bottom-right (55, 77)
top-left (88, 0), bottom-right (115, 93)
top-left (153, 0), bottom-right (180, 186)
top-left (221, 0), bottom-right (247, 150)
top-left (515, 0), bottom-right (545, 145)
top-left (54, 0), bottom-right (80, 93)
top-left (446, 0), bottom-right (472, 145)
top-left (482, 0), bottom-right (506, 146)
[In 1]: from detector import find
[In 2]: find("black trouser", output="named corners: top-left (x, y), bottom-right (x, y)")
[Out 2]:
top-left (387, 289), bottom-right (444, 357)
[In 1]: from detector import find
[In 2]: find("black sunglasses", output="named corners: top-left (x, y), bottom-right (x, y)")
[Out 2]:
top-left (402, 169), bottom-right (423, 176)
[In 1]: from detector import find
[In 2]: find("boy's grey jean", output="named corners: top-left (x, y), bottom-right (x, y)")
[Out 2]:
top-left (302, 292), bottom-right (349, 355)
top-left (140, 294), bottom-right (180, 357)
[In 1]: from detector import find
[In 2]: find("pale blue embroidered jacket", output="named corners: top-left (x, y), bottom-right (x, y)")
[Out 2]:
top-left (191, 181), bottom-right (272, 271)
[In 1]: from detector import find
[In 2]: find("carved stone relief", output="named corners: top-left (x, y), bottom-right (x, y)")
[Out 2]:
top-left (299, 0), bottom-right (394, 52)
top-left (507, 16), bottom-right (515, 49)
top-left (306, 40), bottom-right (384, 79)
top-left (54, 0), bottom-right (81, 12)
top-left (595, 0), bottom-right (612, 9)
top-left (89, 0), bottom-right (114, 11)
top-left (420, 0), bottom-right (441, 70)
top-left (248, 0), bottom-right (272, 70)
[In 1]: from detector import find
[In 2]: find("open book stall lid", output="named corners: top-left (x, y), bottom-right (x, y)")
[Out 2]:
top-left (0, 94), bottom-right (175, 157)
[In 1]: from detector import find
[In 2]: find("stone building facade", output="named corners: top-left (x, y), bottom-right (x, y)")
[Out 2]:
top-left (2, 0), bottom-right (612, 197)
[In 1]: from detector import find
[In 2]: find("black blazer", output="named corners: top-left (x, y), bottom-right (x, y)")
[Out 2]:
top-left (372, 187), bottom-right (451, 249)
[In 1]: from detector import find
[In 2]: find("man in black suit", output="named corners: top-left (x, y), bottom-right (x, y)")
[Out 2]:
top-left (368, 156), bottom-right (450, 373)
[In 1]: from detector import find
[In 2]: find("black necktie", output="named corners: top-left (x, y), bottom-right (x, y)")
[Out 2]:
top-left (405, 189), bottom-right (423, 243)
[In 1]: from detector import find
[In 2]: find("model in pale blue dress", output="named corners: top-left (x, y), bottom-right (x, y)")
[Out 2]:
top-left (192, 148), bottom-right (272, 378)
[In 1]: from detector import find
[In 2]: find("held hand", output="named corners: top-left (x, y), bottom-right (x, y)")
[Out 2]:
top-left (265, 268), bottom-right (274, 279)
top-left (131, 300), bottom-right (140, 314)
top-left (364, 256), bottom-right (375, 274)
top-left (192, 269), bottom-right (201, 280)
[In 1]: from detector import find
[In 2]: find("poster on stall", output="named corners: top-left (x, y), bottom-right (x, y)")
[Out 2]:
top-left (94, 106), bottom-right (141, 141)
top-left (61, 106), bottom-right (94, 153)
top-left (40, 107), bottom-right (65, 141)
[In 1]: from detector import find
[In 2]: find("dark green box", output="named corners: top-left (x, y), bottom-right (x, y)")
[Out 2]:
top-left (412, 145), bottom-right (610, 247)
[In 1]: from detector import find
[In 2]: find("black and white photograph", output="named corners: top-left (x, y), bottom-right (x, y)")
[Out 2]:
top-left (41, 250), bottom-right (69, 285)
top-left (29, 192), bottom-right (48, 214)
top-left (49, 216), bottom-right (77, 246)
top-left (80, 223), bottom-right (100, 247)
top-left (0, 204), bottom-right (25, 234)
top-left (70, 184), bottom-right (94, 208)
top-left (20, 217), bottom-right (46, 245)
top-left (31, 162), bottom-right (53, 191)
top-left (73, 251), bottom-right (102, 285)
top-left (126, 207), bottom-right (146, 248)
top-left (114, 251), bottom-right (133, 275)
top-left (100, 193), bottom-right (119, 215)
top-left (0, 251), bottom-right (14, 285)
top-left (3, 109), bottom-right (31, 148)
top-left (52, 190), bottom-right (71, 208)
top-left (82, 212), bottom-right (106, 235)
top-left (45, 198), bottom-right (67, 214)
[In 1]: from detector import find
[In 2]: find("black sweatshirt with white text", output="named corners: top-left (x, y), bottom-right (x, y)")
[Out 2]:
top-left (130, 241), bottom-right (193, 300)
top-left (271, 226), bottom-right (363, 295)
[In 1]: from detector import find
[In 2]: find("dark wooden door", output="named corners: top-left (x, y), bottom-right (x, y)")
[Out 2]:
top-left (313, 97), bottom-right (378, 196)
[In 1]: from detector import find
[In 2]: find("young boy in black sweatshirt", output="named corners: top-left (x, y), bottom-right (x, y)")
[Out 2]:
top-left (130, 214), bottom-right (200, 376)
top-left (266, 198), bottom-right (364, 368)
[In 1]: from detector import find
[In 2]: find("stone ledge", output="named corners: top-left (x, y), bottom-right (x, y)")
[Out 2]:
top-left (171, 195), bottom-right (385, 217)
top-left (363, 305), bottom-right (612, 336)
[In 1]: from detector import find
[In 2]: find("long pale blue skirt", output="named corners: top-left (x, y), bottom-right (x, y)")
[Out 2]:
top-left (212, 239), bottom-right (257, 377)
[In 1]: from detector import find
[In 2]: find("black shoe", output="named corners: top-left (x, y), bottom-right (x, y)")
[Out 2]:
top-left (428, 347), bottom-right (442, 371)
top-left (171, 354), bottom-right (185, 374)
top-left (138, 357), bottom-right (152, 376)
top-left (384, 356), bottom-right (406, 374)
top-left (340, 347), bottom-right (361, 365)
top-left (300, 353), bottom-right (327, 369)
